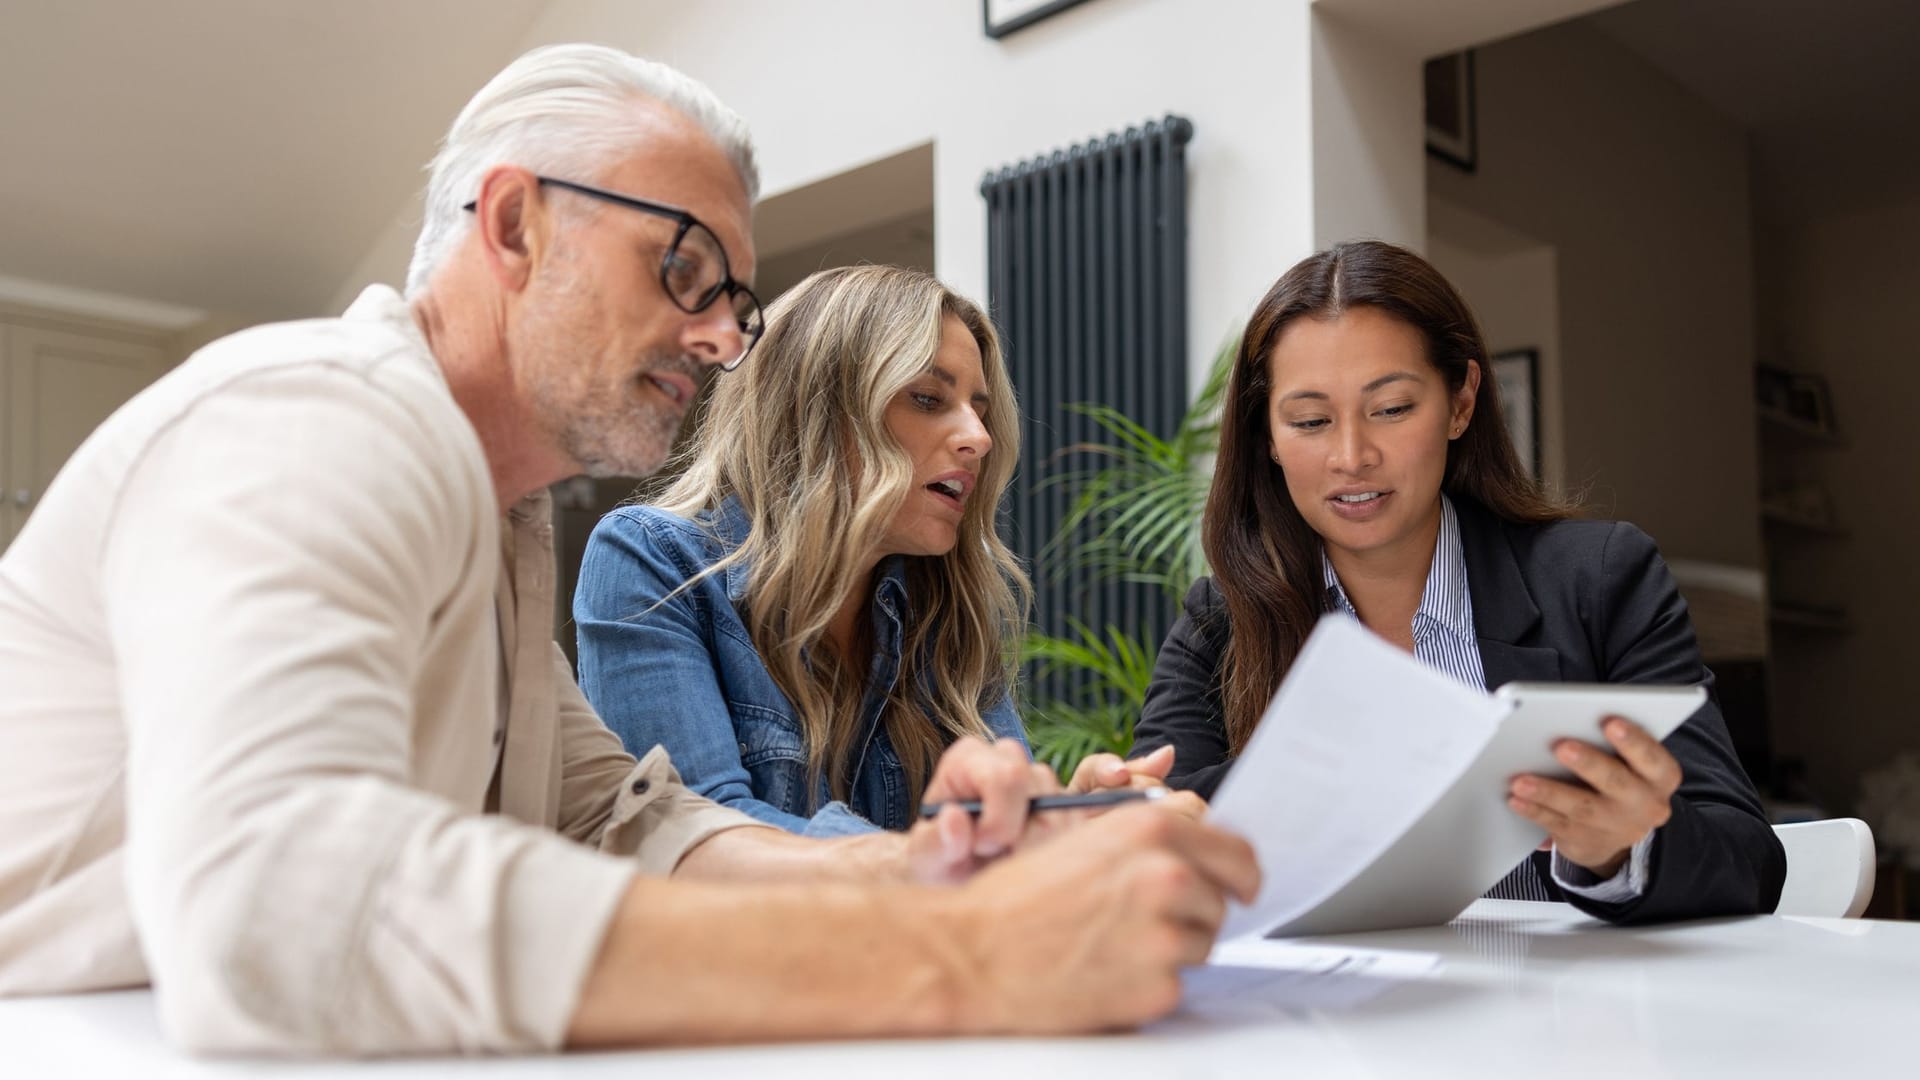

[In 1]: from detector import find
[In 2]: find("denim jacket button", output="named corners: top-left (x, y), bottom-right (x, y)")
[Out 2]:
top-left (738, 741), bottom-right (748, 755)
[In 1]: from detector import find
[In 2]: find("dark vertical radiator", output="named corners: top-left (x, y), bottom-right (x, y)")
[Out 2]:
top-left (982, 115), bottom-right (1192, 706)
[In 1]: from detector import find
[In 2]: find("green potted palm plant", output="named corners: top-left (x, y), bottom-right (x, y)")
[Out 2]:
top-left (1021, 339), bottom-right (1236, 779)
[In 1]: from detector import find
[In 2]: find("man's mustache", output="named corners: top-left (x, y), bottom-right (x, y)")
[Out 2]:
top-left (643, 351), bottom-right (716, 403)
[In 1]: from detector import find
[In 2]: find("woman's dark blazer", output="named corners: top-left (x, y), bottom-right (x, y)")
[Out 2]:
top-left (1133, 496), bottom-right (1786, 925)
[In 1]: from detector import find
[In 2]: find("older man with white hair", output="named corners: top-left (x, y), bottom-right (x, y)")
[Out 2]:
top-left (0, 44), bottom-right (1257, 1056)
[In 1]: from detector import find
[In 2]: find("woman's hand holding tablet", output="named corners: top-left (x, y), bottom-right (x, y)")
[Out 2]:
top-left (1492, 683), bottom-right (1705, 875)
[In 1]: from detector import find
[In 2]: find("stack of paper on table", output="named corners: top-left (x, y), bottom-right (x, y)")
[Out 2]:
top-left (1185, 937), bottom-right (1442, 1014)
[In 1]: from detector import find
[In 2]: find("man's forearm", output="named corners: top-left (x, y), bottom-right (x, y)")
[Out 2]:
top-left (671, 821), bottom-right (912, 883)
top-left (569, 802), bottom-right (1264, 1048)
top-left (566, 874), bottom-right (973, 1046)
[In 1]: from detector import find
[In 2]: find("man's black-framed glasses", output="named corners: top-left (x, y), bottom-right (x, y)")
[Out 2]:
top-left (464, 176), bottom-right (763, 370)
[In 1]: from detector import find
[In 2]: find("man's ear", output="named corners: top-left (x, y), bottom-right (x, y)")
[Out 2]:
top-left (471, 166), bottom-right (548, 295)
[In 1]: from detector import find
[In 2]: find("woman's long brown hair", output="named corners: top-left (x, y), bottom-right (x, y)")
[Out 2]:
top-left (1206, 240), bottom-right (1573, 754)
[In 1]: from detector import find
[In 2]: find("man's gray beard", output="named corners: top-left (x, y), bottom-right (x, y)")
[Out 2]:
top-left (565, 395), bottom-right (678, 479)
top-left (564, 350), bottom-right (705, 479)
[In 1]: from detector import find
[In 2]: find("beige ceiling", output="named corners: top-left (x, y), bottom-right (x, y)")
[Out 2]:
top-left (4, 0), bottom-right (1908, 324)
top-left (0, 0), bottom-right (548, 321)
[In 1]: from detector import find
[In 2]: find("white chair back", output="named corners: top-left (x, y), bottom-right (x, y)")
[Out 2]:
top-left (1773, 818), bottom-right (1876, 918)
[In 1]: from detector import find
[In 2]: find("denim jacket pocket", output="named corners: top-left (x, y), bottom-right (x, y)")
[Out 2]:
top-left (730, 700), bottom-right (811, 816)
top-left (867, 738), bottom-right (908, 830)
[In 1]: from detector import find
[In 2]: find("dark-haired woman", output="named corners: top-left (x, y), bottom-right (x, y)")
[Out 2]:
top-left (1121, 240), bottom-right (1783, 924)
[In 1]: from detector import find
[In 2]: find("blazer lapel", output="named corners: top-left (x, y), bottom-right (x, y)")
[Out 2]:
top-left (1454, 496), bottom-right (1563, 689)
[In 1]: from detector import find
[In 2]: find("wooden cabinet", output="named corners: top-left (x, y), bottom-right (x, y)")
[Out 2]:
top-left (1, 308), bottom-right (172, 548)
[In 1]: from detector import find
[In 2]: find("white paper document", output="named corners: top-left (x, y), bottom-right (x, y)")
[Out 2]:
top-left (1206, 616), bottom-right (1703, 939)
top-left (1210, 616), bottom-right (1505, 940)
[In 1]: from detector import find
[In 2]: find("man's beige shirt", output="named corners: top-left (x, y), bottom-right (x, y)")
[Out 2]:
top-left (0, 286), bottom-right (760, 1054)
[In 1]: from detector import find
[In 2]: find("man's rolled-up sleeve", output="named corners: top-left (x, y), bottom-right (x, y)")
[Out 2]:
top-left (549, 644), bottom-right (769, 873)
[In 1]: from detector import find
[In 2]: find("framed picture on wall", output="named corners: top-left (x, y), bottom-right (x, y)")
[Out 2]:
top-left (1783, 372), bottom-right (1838, 434)
top-left (1756, 363), bottom-right (1840, 435)
top-left (1492, 348), bottom-right (1540, 479)
top-left (983, 0), bottom-right (1096, 39)
top-left (1425, 50), bottom-right (1477, 172)
top-left (1754, 364), bottom-right (1794, 415)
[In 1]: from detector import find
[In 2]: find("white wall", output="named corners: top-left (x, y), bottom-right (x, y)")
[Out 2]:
top-left (1427, 20), bottom-right (1761, 569)
top-left (335, 0), bottom-right (1322, 396)
top-left (1311, 9), bottom-right (1424, 251)
top-left (1758, 193), bottom-right (1920, 812)
top-left (333, 1), bottom-right (1662, 397)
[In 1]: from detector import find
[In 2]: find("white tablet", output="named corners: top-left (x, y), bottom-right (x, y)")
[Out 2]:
top-left (1483, 682), bottom-right (1706, 787)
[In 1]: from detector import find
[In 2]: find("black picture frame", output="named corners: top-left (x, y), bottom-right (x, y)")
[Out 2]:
top-left (1424, 50), bottom-right (1478, 173)
top-left (1755, 364), bottom-right (1794, 415)
top-left (984, 0), bottom-right (1096, 39)
top-left (1492, 348), bottom-right (1540, 479)
top-left (1783, 372), bottom-right (1837, 434)
top-left (1757, 363), bottom-right (1839, 435)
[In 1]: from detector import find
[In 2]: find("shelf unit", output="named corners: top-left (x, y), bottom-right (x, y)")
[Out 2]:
top-left (1760, 507), bottom-right (1849, 538)
top-left (1756, 366), bottom-right (1848, 637)
top-left (1751, 365), bottom-right (1855, 812)
top-left (1758, 406), bottom-right (1846, 447)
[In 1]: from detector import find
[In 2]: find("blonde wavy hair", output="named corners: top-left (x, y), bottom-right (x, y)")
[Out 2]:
top-left (655, 265), bottom-right (1030, 808)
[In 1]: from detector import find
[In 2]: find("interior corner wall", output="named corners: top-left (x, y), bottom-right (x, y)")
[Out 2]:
top-left (1426, 21), bottom-right (1761, 569)
top-left (1310, 8), bottom-right (1425, 251)
top-left (1425, 232), bottom-right (1564, 488)
top-left (1758, 193), bottom-right (1920, 812)
top-left (340, 0), bottom-right (1322, 400)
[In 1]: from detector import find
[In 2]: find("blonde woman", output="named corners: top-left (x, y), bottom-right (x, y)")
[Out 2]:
top-left (574, 265), bottom-right (1042, 839)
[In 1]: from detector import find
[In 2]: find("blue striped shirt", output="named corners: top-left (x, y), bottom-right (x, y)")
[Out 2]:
top-left (1319, 495), bottom-right (1649, 903)
top-left (1321, 496), bottom-right (1485, 691)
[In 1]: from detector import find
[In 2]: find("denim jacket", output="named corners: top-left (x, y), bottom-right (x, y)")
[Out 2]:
top-left (574, 499), bottom-right (1027, 837)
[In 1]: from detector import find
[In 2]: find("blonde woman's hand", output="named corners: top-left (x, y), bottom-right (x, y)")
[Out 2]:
top-left (1069, 744), bottom-right (1173, 793)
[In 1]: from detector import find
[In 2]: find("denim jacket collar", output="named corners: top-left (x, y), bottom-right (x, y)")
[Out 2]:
top-left (707, 496), bottom-right (913, 642)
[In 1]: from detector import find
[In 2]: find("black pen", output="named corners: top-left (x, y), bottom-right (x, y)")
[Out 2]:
top-left (917, 787), bottom-right (1167, 819)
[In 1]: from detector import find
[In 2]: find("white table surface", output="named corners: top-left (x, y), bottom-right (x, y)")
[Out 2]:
top-left (4, 900), bottom-right (1915, 1078)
